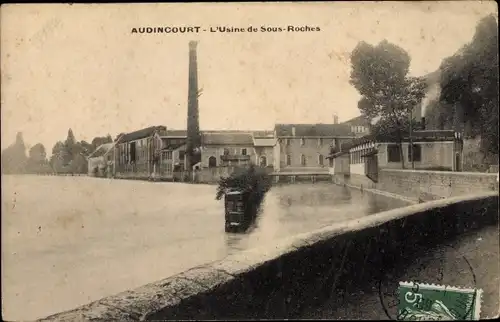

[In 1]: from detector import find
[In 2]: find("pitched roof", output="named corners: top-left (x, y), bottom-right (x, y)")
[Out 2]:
top-left (164, 130), bottom-right (187, 137)
top-left (87, 143), bottom-right (114, 159)
top-left (342, 115), bottom-right (371, 127)
top-left (274, 123), bottom-right (352, 137)
top-left (161, 143), bottom-right (186, 151)
top-left (202, 132), bottom-right (254, 145)
top-left (253, 130), bottom-right (274, 138)
top-left (118, 126), bottom-right (167, 143)
top-left (253, 138), bottom-right (277, 147)
top-left (340, 135), bottom-right (374, 151)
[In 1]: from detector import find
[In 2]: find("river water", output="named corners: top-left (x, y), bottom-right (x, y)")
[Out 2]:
top-left (1, 175), bottom-right (409, 320)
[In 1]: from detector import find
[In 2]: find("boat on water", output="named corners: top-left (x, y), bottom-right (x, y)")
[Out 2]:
top-left (223, 188), bottom-right (262, 233)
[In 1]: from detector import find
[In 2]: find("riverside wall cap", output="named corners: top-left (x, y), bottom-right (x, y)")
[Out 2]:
top-left (38, 192), bottom-right (498, 322)
top-left (381, 168), bottom-right (499, 177)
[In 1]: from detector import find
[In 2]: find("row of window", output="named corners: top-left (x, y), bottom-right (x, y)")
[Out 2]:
top-left (350, 150), bottom-right (365, 164)
top-left (221, 148), bottom-right (247, 156)
top-left (351, 126), bottom-right (367, 134)
top-left (387, 144), bottom-right (422, 163)
top-left (207, 155), bottom-right (268, 168)
top-left (282, 138), bottom-right (334, 147)
top-left (161, 151), bottom-right (185, 161)
top-left (285, 154), bottom-right (325, 166)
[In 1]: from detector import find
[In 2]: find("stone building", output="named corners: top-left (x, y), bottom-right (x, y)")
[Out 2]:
top-left (252, 130), bottom-right (276, 169)
top-left (87, 143), bottom-right (114, 177)
top-left (327, 124), bottom-right (464, 187)
top-left (200, 132), bottom-right (255, 169)
top-left (114, 125), bottom-right (166, 177)
top-left (158, 130), bottom-right (188, 178)
top-left (273, 123), bottom-right (353, 173)
top-left (342, 115), bottom-right (371, 138)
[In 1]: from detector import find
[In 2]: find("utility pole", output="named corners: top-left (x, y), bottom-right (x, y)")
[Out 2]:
top-left (113, 134), bottom-right (124, 177)
top-left (113, 141), bottom-right (116, 177)
top-left (409, 108), bottom-right (415, 170)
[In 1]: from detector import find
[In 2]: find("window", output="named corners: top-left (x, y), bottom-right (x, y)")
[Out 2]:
top-left (300, 138), bottom-right (305, 146)
top-left (179, 151), bottom-right (185, 161)
top-left (329, 157), bottom-right (334, 167)
top-left (300, 154), bottom-right (306, 166)
top-left (260, 155), bottom-right (267, 167)
top-left (285, 139), bottom-right (290, 146)
top-left (223, 148), bottom-right (230, 156)
top-left (318, 138), bottom-right (323, 147)
top-left (318, 154), bottom-right (324, 166)
top-left (387, 144), bottom-right (401, 163)
top-left (241, 148), bottom-right (247, 156)
top-left (208, 156), bottom-right (217, 168)
top-left (286, 154), bottom-right (291, 166)
top-left (408, 144), bottom-right (422, 162)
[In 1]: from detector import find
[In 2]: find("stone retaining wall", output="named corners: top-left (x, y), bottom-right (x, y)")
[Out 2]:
top-left (333, 169), bottom-right (498, 202)
top-left (378, 169), bottom-right (498, 201)
top-left (39, 192), bottom-right (498, 321)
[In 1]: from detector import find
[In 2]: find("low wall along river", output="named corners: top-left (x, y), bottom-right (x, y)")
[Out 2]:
top-left (39, 192), bottom-right (499, 321)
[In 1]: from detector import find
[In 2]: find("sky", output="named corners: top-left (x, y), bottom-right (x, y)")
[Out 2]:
top-left (1, 2), bottom-right (497, 155)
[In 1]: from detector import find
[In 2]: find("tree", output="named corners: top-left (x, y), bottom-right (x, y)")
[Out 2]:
top-left (29, 143), bottom-right (47, 162)
top-left (1, 132), bottom-right (28, 174)
top-left (438, 14), bottom-right (498, 160)
top-left (50, 141), bottom-right (66, 173)
top-left (79, 140), bottom-right (94, 157)
top-left (349, 40), bottom-right (427, 168)
top-left (216, 164), bottom-right (272, 204)
top-left (26, 143), bottom-right (50, 173)
top-left (91, 135), bottom-right (113, 152)
top-left (62, 128), bottom-right (77, 166)
top-left (424, 98), bottom-right (454, 131)
top-left (71, 153), bottom-right (88, 174)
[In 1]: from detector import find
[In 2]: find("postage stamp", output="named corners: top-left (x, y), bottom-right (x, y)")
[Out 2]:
top-left (398, 281), bottom-right (482, 321)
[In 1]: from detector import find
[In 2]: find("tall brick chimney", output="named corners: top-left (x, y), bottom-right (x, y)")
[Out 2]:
top-left (333, 114), bottom-right (339, 124)
top-left (186, 41), bottom-right (201, 170)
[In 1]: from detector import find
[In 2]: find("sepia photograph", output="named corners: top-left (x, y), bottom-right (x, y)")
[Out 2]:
top-left (1, 2), bottom-right (499, 321)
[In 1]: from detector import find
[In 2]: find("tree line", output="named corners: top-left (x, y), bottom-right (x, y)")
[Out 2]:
top-left (1, 129), bottom-right (114, 175)
top-left (348, 14), bottom-right (498, 169)
top-left (425, 14), bottom-right (498, 163)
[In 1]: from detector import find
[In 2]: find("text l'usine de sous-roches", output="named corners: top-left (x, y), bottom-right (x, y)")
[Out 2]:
top-left (131, 25), bottom-right (321, 34)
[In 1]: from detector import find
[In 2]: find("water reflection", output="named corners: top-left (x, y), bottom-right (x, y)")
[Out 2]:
top-left (223, 183), bottom-right (409, 256)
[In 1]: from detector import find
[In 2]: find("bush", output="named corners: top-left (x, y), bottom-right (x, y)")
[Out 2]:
top-left (215, 164), bottom-right (272, 207)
